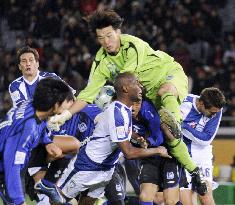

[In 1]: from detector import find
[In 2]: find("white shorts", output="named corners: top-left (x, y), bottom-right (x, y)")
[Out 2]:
top-left (186, 159), bottom-right (213, 190)
top-left (57, 159), bottom-right (115, 199)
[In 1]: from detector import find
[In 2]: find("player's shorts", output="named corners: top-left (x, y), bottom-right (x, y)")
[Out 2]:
top-left (57, 158), bottom-right (115, 199)
top-left (185, 147), bottom-right (213, 189)
top-left (27, 144), bottom-right (48, 176)
top-left (124, 159), bottom-right (140, 195)
top-left (139, 157), bottom-right (187, 190)
top-left (186, 163), bottom-right (213, 190)
top-left (44, 157), bottom-right (71, 183)
top-left (104, 163), bottom-right (126, 202)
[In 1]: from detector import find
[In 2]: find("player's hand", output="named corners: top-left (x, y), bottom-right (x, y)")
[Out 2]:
top-left (45, 143), bottom-right (63, 159)
top-left (156, 146), bottom-right (172, 158)
top-left (48, 110), bottom-right (72, 131)
top-left (136, 136), bottom-right (148, 149)
top-left (47, 120), bottom-right (60, 132)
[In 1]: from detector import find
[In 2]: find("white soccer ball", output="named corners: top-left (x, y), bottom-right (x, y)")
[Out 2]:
top-left (94, 85), bottom-right (115, 110)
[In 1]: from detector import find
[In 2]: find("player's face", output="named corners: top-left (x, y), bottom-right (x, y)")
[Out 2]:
top-left (132, 101), bottom-right (142, 118)
top-left (128, 76), bottom-right (143, 102)
top-left (19, 52), bottom-right (39, 78)
top-left (202, 106), bottom-right (220, 117)
top-left (96, 26), bottom-right (121, 54)
top-left (53, 99), bottom-right (74, 115)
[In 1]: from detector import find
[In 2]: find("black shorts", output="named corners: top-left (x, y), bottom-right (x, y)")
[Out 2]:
top-left (44, 157), bottom-right (71, 182)
top-left (124, 159), bottom-right (140, 195)
top-left (179, 168), bottom-right (189, 188)
top-left (139, 157), bottom-right (187, 190)
top-left (105, 163), bottom-right (126, 202)
top-left (27, 144), bottom-right (48, 169)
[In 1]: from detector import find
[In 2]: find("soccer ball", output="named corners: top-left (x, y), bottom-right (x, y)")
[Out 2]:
top-left (94, 85), bottom-right (115, 110)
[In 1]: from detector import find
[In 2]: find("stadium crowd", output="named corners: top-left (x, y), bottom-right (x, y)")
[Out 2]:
top-left (0, 0), bottom-right (235, 121)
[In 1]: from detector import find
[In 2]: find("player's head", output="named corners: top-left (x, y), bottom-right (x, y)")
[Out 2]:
top-left (88, 10), bottom-right (123, 54)
top-left (17, 46), bottom-right (40, 78)
top-left (94, 85), bottom-right (115, 110)
top-left (198, 87), bottom-right (226, 117)
top-left (33, 77), bottom-right (74, 117)
top-left (132, 100), bottom-right (142, 119)
top-left (114, 72), bottom-right (142, 105)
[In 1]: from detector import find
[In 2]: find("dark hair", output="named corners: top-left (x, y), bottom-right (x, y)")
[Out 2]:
top-left (88, 10), bottom-right (123, 33)
top-left (199, 87), bottom-right (226, 109)
top-left (17, 46), bottom-right (39, 64)
top-left (113, 72), bottom-right (135, 94)
top-left (33, 77), bottom-right (74, 111)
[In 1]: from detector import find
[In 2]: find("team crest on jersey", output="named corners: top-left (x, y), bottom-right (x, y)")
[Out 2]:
top-left (116, 126), bottom-right (126, 139)
top-left (116, 184), bottom-right (122, 192)
top-left (166, 172), bottom-right (174, 180)
top-left (78, 122), bottom-right (87, 132)
top-left (107, 62), bottom-right (120, 79)
top-left (166, 75), bottom-right (174, 80)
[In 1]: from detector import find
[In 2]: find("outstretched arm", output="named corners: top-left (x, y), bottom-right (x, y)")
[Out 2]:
top-left (118, 140), bottom-right (171, 159)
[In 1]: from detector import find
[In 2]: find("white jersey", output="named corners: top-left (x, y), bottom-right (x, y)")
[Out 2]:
top-left (74, 100), bottom-right (132, 171)
top-left (180, 94), bottom-right (222, 162)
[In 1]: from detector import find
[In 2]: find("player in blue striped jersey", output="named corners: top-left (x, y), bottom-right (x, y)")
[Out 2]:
top-left (180, 87), bottom-right (226, 205)
top-left (35, 72), bottom-right (171, 205)
top-left (0, 78), bottom-right (75, 205)
top-left (8, 46), bottom-right (75, 108)
top-left (129, 99), bottom-right (188, 205)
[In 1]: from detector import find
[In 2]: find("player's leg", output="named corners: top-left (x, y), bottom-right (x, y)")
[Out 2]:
top-left (180, 189), bottom-right (194, 205)
top-left (104, 163), bottom-right (126, 205)
top-left (139, 158), bottom-right (161, 204)
top-left (160, 122), bottom-right (205, 194)
top-left (157, 64), bottom-right (188, 123)
top-left (179, 168), bottom-right (193, 205)
top-left (162, 158), bottom-right (184, 205)
top-left (197, 166), bottom-right (216, 205)
top-left (153, 192), bottom-right (164, 205)
top-left (124, 158), bottom-right (140, 195)
top-left (26, 145), bottom-right (49, 203)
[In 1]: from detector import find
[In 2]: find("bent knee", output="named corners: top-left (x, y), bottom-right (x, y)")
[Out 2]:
top-left (158, 83), bottom-right (178, 97)
top-left (164, 198), bottom-right (179, 205)
top-left (139, 191), bottom-right (154, 202)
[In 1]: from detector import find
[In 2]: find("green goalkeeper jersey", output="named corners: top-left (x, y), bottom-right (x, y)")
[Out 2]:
top-left (78, 34), bottom-right (187, 108)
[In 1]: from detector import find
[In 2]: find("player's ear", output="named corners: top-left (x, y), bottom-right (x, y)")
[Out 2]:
top-left (18, 64), bottom-right (22, 71)
top-left (123, 85), bottom-right (128, 93)
top-left (116, 29), bottom-right (121, 35)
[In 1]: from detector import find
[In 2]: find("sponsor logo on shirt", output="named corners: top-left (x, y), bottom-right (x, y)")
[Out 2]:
top-left (11, 90), bottom-right (20, 101)
top-left (14, 151), bottom-right (26, 164)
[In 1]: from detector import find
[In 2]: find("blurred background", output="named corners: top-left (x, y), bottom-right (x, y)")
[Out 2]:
top-left (0, 0), bottom-right (234, 204)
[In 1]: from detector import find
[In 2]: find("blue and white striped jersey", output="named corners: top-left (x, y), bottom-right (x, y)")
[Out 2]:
top-left (9, 71), bottom-right (62, 107)
top-left (53, 104), bottom-right (102, 146)
top-left (75, 101), bottom-right (132, 171)
top-left (132, 100), bottom-right (164, 147)
top-left (180, 94), bottom-right (222, 159)
top-left (0, 100), bottom-right (52, 205)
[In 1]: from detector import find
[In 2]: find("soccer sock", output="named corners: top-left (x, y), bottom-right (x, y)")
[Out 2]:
top-left (161, 92), bottom-right (182, 122)
top-left (140, 202), bottom-right (153, 205)
top-left (168, 138), bottom-right (197, 172)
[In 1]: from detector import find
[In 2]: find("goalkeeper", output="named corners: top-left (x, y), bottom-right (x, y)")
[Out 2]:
top-left (49, 9), bottom-right (205, 192)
